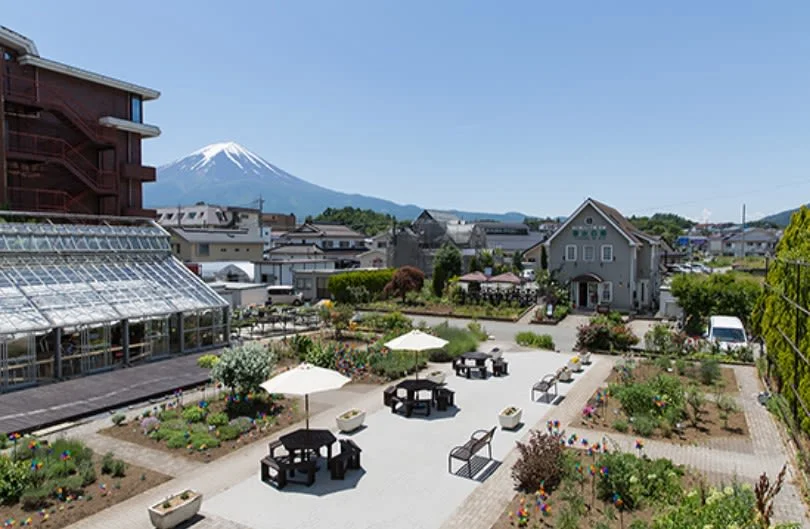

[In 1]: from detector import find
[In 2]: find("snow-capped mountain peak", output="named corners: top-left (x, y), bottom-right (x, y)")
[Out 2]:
top-left (161, 141), bottom-right (302, 182)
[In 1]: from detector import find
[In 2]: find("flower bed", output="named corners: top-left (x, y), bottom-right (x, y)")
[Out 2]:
top-left (578, 358), bottom-right (749, 443)
top-left (99, 393), bottom-right (301, 463)
top-left (359, 301), bottom-right (525, 321)
top-left (0, 438), bottom-right (168, 529)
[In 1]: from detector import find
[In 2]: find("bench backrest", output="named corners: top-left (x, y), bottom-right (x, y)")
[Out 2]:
top-left (471, 427), bottom-right (496, 452)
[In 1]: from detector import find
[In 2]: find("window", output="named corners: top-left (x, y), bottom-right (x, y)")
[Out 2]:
top-left (583, 245), bottom-right (595, 261)
top-left (322, 240), bottom-right (333, 248)
top-left (130, 95), bottom-right (143, 123)
top-left (565, 244), bottom-right (577, 261)
top-left (220, 248), bottom-right (226, 252)
top-left (235, 248), bottom-right (240, 252)
top-left (377, 241), bottom-right (387, 248)
top-left (339, 241), bottom-right (350, 248)
top-left (601, 244), bottom-right (613, 262)
top-left (188, 212), bottom-right (197, 219)
top-left (197, 243), bottom-right (210, 256)
top-left (585, 217), bottom-right (594, 225)
top-left (600, 282), bottom-right (613, 303)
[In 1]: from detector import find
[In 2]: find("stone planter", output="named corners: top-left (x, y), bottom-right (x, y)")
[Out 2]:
top-left (498, 406), bottom-right (523, 430)
top-left (148, 490), bottom-right (202, 529)
top-left (336, 409), bottom-right (366, 433)
top-left (568, 358), bottom-right (583, 373)
top-left (426, 371), bottom-right (446, 385)
top-left (581, 351), bottom-right (592, 365)
top-left (558, 367), bottom-right (573, 383)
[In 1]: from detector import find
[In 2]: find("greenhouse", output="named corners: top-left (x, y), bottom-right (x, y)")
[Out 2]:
top-left (0, 213), bottom-right (230, 392)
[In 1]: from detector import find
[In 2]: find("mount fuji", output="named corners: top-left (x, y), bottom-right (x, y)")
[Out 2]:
top-left (145, 142), bottom-right (529, 222)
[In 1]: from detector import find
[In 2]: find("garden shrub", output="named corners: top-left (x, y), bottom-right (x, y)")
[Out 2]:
top-left (699, 358), bottom-right (721, 385)
top-left (140, 416), bottom-right (160, 434)
top-left (46, 459), bottom-right (77, 479)
top-left (467, 321), bottom-right (489, 341)
top-left (716, 394), bottom-right (740, 429)
top-left (217, 424), bottom-right (242, 441)
top-left (632, 415), bottom-right (658, 437)
top-left (166, 432), bottom-right (188, 449)
top-left (511, 430), bottom-right (565, 492)
top-left (111, 413), bottom-right (126, 426)
top-left (187, 423), bottom-right (209, 435)
top-left (206, 412), bottom-right (229, 427)
top-left (190, 433), bottom-right (220, 450)
top-left (289, 334), bottom-right (314, 360)
top-left (229, 416), bottom-right (255, 434)
top-left (20, 487), bottom-right (50, 510)
top-left (305, 341), bottom-right (338, 369)
top-left (328, 268), bottom-right (394, 303)
top-left (197, 354), bottom-right (220, 369)
top-left (430, 322), bottom-right (479, 361)
top-left (50, 438), bottom-right (93, 464)
top-left (160, 419), bottom-right (187, 432)
top-left (158, 409), bottom-right (179, 421)
top-left (0, 434), bottom-right (7, 450)
top-left (596, 452), bottom-right (682, 510)
top-left (515, 331), bottom-right (555, 350)
top-left (686, 385), bottom-right (706, 427)
top-left (101, 452), bottom-right (127, 477)
top-left (182, 406), bottom-right (207, 423)
top-left (576, 314), bottom-right (639, 352)
top-left (0, 455), bottom-right (30, 504)
top-left (47, 474), bottom-right (84, 496)
top-left (76, 459), bottom-right (96, 486)
top-left (212, 342), bottom-right (277, 399)
top-left (613, 419), bottom-right (629, 433)
top-left (651, 483), bottom-right (757, 528)
top-left (675, 358), bottom-right (687, 376)
top-left (369, 350), bottom-right (427, 379)
top-left (644, 323), bottom-right (687, 356)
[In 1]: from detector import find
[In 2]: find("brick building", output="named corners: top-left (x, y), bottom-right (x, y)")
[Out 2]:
top-left (0, 26), bottom-right (160, 216)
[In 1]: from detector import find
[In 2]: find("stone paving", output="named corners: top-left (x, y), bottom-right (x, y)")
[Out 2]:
top-left (203, 350), bottom-right (589, 529)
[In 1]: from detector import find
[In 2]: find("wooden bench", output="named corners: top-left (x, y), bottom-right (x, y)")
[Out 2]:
top-left (448, 427), bottom-right (496, 478)
top-left (492, 359), bottom-right (508, 377)
top-left (531, 373), bottom-right (558, 402)
top-left (260, 455), bottom-right (316, 489)
top-left (435, 387), bottom-right (455, 411)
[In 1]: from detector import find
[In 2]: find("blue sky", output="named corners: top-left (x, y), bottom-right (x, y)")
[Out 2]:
top-left (5, 1), bottom-right (810, 221)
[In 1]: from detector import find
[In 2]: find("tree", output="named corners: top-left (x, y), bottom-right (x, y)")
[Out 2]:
top-left (432, 242), bottom-right (462, 296)
top-left (540, 245), bottom-right (548, 270)
top-left (628, 213), bottom-right (695, 247)
top-left (320, 304), bottom-right (354, 339)
top-left (384, 266), bottom-right (425, 303)
top-left (211, 343), bottom-right (276, 398)
top-left (671, 272), bottom-right (761, 334)
top-left (752, 206), bottom-right (810, 432)
top-left (314, 206), bottom-right (407, 236)
top-left (469, 254), bottom-right (481, 272)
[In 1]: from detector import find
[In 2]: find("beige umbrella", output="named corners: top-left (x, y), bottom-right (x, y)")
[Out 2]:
top-left (384, 330), bottom-right (449, 379)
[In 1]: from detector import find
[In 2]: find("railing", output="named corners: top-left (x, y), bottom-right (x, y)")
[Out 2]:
top-left (7, 186), bottom-right (69, 212)
top-left (4, 74), bottom-right (117, 145)
top-left (6, 131), bottom-right (116, 192)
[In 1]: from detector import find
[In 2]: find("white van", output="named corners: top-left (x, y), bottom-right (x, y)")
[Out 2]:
top-left (266, 285), bottom-right (303, 306)
top-left (707, 315), bottom-right (748, 351)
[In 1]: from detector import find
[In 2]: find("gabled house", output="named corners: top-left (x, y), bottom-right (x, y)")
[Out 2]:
top-left (545, 198), bottom-right (662, 313)
top-left (279, 222), bottom-right (368, 264)
top-left (722, 228), bottom-right (780, 257)
top-left (477, 221), bottom-right (546, 260)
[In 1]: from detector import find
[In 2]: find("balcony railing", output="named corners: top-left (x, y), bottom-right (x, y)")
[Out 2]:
top-left (4, 74), bottom-right (117, 145)
top-left (6, 131), bottom-right (116, 192)
top-left (7, 187), bottom-right (69, 212)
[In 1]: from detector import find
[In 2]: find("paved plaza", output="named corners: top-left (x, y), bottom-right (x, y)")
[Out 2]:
top-left (204, 350), bottom-right (585, 529)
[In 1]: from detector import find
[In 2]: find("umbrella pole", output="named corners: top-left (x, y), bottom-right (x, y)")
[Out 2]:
top-left (415, 350), bottom-right (419, 380)
top-left (305, 394), bottom-right (310, 430)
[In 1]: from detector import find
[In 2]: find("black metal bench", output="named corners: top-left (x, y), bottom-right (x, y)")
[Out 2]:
top-left (448, 427), bottom-right (496, 478)
top-left (454, 359), bottom-right (486, 379)
top-left (383, 385), bottom-right (397, 407)
top-left (531, 373), bottom-right (558, 402)
top-left (492, 359), bottom-right (508, 377)
top-left (260, 455), bottom-right (316, 489)
top-left (328, 439), bottom-right (362, 480)
top-left (435, 387), bottom-right (455, 411)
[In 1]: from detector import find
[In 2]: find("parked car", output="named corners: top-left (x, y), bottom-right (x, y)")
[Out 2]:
top-left (705, 315), bottom-right (748, 351)
top-left (521, 268), bottom-right (536, 281)
top-left (266, 285), bottom-right (303, 306)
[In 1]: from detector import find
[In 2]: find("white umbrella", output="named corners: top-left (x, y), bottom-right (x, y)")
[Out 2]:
top-left (384, 330), bottom-right (449, 379)
top-left (260, 363), bottom-right (350, 429)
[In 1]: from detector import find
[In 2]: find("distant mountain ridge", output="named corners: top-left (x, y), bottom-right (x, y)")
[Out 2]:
top-left (756, 204), bottom-right (810, 227)
top-left (144, 142), bottom-right (530, 222)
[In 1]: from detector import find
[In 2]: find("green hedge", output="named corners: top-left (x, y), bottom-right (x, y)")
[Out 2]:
top-left (328, 268), bottom-right (395, 303)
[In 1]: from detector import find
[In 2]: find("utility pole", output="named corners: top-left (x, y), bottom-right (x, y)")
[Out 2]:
top-left (177, 203), bottom-right (181, 228)
top-left (741, 203), bottom-right (746, 259)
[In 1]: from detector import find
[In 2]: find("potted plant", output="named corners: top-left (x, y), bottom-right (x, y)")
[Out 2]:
top-left (336, 408), bottom-right (366, 433)
top-left (498, 406), bottom-right (523, 430)
top-left (148, 489), bottom-right (203, 529)
top-left (581, 351), bottom-right (592, 365)
top-left (568, 356), bottom-right (583, 373)
top-left (558, 366), bottom-right (573, 383)
top-left (426, 370), bottom-right (446, 384)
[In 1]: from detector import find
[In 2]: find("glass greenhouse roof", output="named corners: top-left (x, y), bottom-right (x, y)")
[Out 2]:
top-left (0, 222), bottom-right (227, 336)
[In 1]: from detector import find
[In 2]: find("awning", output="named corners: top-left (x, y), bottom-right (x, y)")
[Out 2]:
top-left (458, 271), bottom-right (488, 282)
top-left (572, 273), bottom-right (603, 283)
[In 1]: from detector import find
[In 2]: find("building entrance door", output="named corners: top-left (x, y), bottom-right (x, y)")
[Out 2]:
top-left (578, 282), bottom-right (588, 308)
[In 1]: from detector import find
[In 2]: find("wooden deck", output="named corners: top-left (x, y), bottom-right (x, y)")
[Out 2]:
top-left (0, 351), bottom-right (219, 434)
